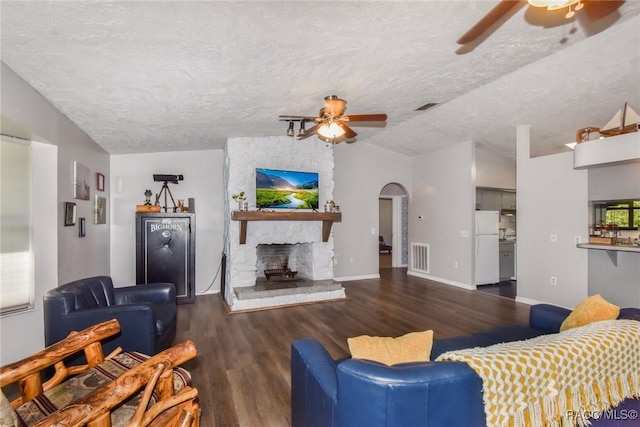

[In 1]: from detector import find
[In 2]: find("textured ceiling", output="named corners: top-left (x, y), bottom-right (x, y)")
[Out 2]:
top-left (1, 1), bottom-right (639, 160)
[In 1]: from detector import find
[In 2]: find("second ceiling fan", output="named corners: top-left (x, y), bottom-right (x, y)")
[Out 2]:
top-left (457, 0), bottom-right (625, 45)
top-left (279, 95), bottom-right (387, 144)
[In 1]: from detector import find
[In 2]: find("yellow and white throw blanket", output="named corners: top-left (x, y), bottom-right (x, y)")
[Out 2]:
top-left (436, 320), bottom-right (640, 427)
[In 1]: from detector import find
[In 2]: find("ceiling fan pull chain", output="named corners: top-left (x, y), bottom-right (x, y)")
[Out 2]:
top-left (566, 5), bottom-right (575, 19)
top-left (565, 1), bottom-right (584, 19)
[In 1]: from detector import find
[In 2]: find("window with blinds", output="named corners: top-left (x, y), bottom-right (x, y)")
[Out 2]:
top-left (0, 138), bottom-right (34, 315)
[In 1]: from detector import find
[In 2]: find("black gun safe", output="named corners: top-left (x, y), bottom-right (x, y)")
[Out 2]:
top-left (135, 212), bottom-right (195, 304)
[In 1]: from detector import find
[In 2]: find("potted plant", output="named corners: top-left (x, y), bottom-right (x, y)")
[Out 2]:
top-left (232, 191), bottom-right (248, 211)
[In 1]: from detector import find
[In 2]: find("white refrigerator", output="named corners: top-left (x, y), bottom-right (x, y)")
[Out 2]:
top-left (475, 210), bottom-right (499, 285)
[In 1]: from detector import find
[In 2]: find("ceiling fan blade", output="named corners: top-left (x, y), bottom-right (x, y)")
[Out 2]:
top-left (341, 114), bottom-right (388, 122)
top-left (457, 0), bottom-right (521, 44)
top-left (337, 122), bottom-right (358, 139)
top-left (296, 123), bottom-right (320, 140)
top-left (345, 121), bottom-right (387, 129)
top-left (581, 0), bottom-right (624, 21)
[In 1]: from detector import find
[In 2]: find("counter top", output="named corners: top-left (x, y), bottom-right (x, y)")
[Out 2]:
top-left (576, 243), bottom-right (640, 253)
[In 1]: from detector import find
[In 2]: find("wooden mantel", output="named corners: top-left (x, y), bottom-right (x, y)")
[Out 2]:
top-left (231, 210), bottom-right (342, 244)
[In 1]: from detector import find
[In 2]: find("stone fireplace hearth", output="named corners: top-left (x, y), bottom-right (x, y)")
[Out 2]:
top-left (222, 136), bottom-right (346, 311)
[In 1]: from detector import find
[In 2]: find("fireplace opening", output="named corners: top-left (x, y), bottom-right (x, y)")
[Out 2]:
top-left (256, 243), bottom-right (313, 282)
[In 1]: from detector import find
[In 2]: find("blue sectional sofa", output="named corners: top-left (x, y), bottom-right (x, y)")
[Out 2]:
top-left (291, 304), bottom-right (640, 427)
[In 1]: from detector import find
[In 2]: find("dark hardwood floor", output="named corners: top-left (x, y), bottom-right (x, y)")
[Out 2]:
top-left (477, 280), bottom-right (517, 299)
top-left (175, 268), bottom-right (531, 427)
top-left (379, 253), bottom-right (392, 268)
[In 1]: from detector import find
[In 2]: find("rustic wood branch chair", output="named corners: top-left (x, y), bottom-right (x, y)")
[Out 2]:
top-left (0, 319), bottom-right (200, 427)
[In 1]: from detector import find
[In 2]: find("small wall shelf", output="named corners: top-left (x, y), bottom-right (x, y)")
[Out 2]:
top-left (231, 210), bottom-right (342, 244)
top-left (576, 243), bottom-right (640, 266)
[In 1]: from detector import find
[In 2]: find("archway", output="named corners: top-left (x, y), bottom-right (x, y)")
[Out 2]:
top-left (379, 183), bottom-right (409, 269)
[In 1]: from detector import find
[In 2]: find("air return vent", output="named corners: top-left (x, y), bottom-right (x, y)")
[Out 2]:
top-left (410, 243), bottom-right (430, 273)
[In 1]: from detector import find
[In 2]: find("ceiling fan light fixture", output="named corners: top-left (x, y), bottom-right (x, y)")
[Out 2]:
top-left (527, 0), bottom-right (580, 11)
top-left (286, 121), bottom-right (295, 137)
top-left (317, 122), bottom-right (346, 140)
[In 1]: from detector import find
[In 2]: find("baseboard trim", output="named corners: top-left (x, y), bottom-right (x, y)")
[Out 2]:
top-left (407, 271), bottom-right (476, 290)
top-left (196, 289), bottom-right (218, 296)
top-left (335, 274), bottom-right (380, 282)
top-left (515, 296), bottom-right (541, 305)
top-left (515, 296), bottom-right (571, 309)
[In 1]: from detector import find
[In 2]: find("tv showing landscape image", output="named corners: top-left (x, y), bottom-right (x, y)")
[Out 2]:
top-left (256, 168), bottom-right (319, 210)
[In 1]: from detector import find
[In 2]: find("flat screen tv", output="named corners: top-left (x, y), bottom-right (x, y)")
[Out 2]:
top-left (256, 168), bottom-right (319, 210)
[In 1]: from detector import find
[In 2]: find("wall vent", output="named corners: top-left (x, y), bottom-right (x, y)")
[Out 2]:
top-left (415, 102), bottom-right (439, 112)
top-left (410, 243), bottom-right (429, 273)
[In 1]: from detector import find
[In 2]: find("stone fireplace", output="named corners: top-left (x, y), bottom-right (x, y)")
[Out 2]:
top-left (222, 136), bottom-right (346, 311)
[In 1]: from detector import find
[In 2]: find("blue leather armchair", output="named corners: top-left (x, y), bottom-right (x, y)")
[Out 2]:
top-left (43, 276), bottom-right (177, 359)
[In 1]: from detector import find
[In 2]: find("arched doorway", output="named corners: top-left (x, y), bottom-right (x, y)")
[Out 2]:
top-left (379, 183), bottom-right (409, 269)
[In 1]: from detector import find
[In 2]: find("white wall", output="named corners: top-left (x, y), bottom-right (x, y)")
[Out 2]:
top-left (1, 63), bottom-right (108, 363)
top-left (475, 147), bottom-right (516, 189)
top-left (1, 63), bottom-right (111, 285)
top-left (333, 142), bottom-right (412, 280)
top-left (57, 151), bottom-right (110, 283)
top-left (588, 163), bottom-right (640, 201)
top-left (588, 252), bottom-right (640, 307)
top-left (516, 126), bottom-right (589, 308)
top-left (409, 140), bottom-right (475, 289)
top-left (110, 150), bottom-right (224, 293)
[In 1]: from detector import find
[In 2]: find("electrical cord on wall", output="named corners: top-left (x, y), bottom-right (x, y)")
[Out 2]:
top-left (195, 254), bottom-right (223, 295)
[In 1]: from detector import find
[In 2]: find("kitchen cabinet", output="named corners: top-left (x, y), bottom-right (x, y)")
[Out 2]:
top-left (476, 189), bottom-right (502, 211)
top-left (476, 188), bottom-right (516, 212)
top-left (499, 241), bottom-right (515, 280)
top-left (501, 191), bottom-right (516, 210)
top-left (135, 212), bottom-right (196, 304)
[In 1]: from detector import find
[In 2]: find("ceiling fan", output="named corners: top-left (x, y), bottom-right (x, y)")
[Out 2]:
top-left (279, 95), bottom-right (387, 144)
top-left (457, 0), bottom-right (625, 45)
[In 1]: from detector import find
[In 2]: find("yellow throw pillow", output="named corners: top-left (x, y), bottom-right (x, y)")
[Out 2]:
top-left (347, 330), bottom-right (433, 366)
top-left (559, 294), bottom-right (620, 332)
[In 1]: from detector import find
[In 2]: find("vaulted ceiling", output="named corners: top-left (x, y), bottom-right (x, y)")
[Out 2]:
top-left (1, 1), bottom-right (639, 160)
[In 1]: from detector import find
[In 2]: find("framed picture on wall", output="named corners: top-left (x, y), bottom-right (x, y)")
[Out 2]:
top-left (94, 195), bottom-right (107, 224)
top-left (96, 173), bottom-right (105, 192)
top-left (64, 202), bottom-right (76, 226)
top-left (73, 161), bottom-right (90, 200)
top-left (79, 218), bottom-right (86, 237)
